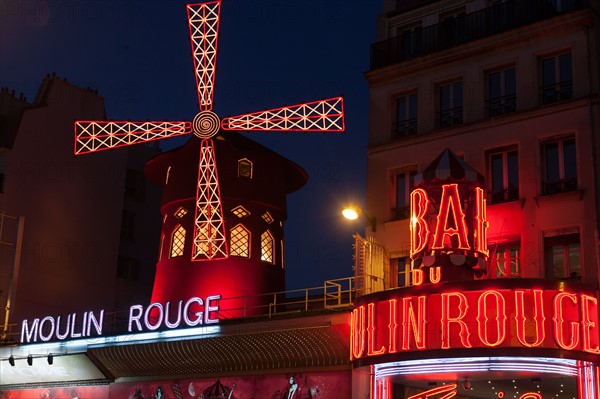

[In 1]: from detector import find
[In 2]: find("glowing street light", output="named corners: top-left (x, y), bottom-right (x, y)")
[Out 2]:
top-left (342, 207), bottom-right (376, 232)
top-left (342, 208), bottom-right (359, 220)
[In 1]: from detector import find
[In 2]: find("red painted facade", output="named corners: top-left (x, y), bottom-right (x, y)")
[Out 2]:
top-left (145, 133), bottom-right (307, 316)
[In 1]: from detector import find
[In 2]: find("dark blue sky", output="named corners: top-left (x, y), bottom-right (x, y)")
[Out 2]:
top-left (1, 0), bottom-right (381, 290)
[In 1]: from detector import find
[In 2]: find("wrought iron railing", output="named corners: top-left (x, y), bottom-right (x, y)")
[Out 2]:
top-left (540, 80), bottom-right (573, 104)
top-left (487, 93), bottom-right (517, 117)
top-left (437, 106), bottom-right (463, 128)
top-left (542, 177), bottom-right (578, 195)
top-left (371, 0), bottom-right (588, 70)
top-left (489, 187), bottom-right (519, 204)
top-left (393, 118), bottom-right (418, 138)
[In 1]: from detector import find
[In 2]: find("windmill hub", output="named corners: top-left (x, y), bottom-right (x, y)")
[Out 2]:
top-left (192, 110), bottom-right (220, 139)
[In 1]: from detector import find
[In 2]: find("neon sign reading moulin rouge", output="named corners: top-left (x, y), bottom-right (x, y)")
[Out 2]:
top-left (20, 295), bottom-right (221, 343)
top-left (350, 284), bottom-right (600, 361)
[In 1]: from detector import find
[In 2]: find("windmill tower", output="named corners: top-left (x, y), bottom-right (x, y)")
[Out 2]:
top-left (74, 1), bottom-right (344, 317)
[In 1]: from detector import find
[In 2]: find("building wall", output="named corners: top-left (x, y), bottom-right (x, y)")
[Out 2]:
top-left (0, 76), bottom-right (162, 332)
top-left (365, 1), bottom-right (600, 288)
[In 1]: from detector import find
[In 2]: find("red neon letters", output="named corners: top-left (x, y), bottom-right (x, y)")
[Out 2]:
top-left (350, 287), bottom-right (599, 361)
top-left (410, 184), bottom-right (488, 258)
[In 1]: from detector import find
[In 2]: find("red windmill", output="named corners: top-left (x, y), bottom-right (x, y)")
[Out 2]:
top-left (74, 1), bottom-right (345, 264)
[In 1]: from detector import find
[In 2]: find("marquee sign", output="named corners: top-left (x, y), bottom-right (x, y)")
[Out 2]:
top-left (20, 295), bottom-right (221, 344)
top-left (350, 279), bottom-right (600, 365)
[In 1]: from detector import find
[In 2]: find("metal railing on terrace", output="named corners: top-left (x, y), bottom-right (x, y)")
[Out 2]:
top-left (371, 0), bottom-right (589, 70)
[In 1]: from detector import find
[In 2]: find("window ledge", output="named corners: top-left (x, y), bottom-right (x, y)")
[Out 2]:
top-left (534, 189), bottom-right (584, 207)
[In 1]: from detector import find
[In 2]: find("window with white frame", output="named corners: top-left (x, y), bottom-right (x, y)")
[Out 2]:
top-left (394, 92), bottom-right (418, 138)
top-left (541, 136), bottom-right (577, 195)
top-left (487, 147), bottom-right (519, 203)
top-left (545, 233), bottom-right (580, 279)
top-left (487, 66), bottom-right (516, 116)
top-left (540, 52), bottom-right (572, 104)
top-left (394, 169), bottom-right (416, 220)
top-left (489, 242), bottom-right (520, 278)
top-left (437, 80), bottom-right (463, 128)
top-left (396, 257), bottom-right (413, 287)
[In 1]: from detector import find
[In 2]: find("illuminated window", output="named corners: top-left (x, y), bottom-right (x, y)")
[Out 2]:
top-left (541, 136), bottom-right (577, 195)
top-left (437, 80), bottom-right (463, 128)
top-left (393, 169), bottom-right (416, 220)
top-left (170, 224), bottom-right (186, 258)
top-left (394, 92), bottom-right (417, 138)
top-left (487, 66), bottom-right (516, 116)
top-left (487, 147), bottom-right (518, 203)
top-left (231, 206), bottom-right (250, 218)
top-left (262, 212), bottom-right (274, 224)
top-left (260, 230), bottom-right (274, 264)
top-left (238, 158), bottom-right (252, 178)
top-left (230, 224), bottom-right (250, 258)
top-left (540, 52), bottom-right (572, 104)
top-left (174, 207), bottom-right (188, 219)
top-left (489, 242), bottom-right (520, 278)
top-left (545, 233), bottom-right (580, 280)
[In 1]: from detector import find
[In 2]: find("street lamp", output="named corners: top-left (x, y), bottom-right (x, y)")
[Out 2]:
top-left (342, 207), bottom-right (376, 232)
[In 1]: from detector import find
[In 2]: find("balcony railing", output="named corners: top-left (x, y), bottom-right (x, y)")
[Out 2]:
top-left (540, 80), bottom-right (573, 104)
top-left (487, 93), bottom-right (517, 117)
top-left (393, 118), bottom-right (418, 138)
top-left (542, 177), bottom-right (578, 195)
top-left (437, 106), bottom-right (463, 128)
top-left (371, 0), bottom-right (588, 70)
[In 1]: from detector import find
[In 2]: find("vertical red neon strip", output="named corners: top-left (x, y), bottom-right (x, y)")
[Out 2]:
top-left (514, 290), bottom-right (546, 347)
top-left (476, 290), bottom-right (507, 347)
top-left (402, 296), bottom-right (427, 350)
top-left (441, 292), bottom-right (472, 349)
top-left (388, 299), bottom-right (399, 353)
top-left (368, 302), bottom-right (385, 356)
top-left (350, 305), bottom-right (365, 360)
top-left (581, 294), bottom-right (600, 354)
top-left (410, 188), bottom-right (430, 257)
top-left (474, 187), bottom-right (489, 256)
top-left (553, 292), bottom-right (580, 350)
top-left (432, 184), bottom-right (470, 250)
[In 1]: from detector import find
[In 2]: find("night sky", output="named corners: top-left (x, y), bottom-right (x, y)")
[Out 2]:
top-left (0, 0), bottom-right (382, 290)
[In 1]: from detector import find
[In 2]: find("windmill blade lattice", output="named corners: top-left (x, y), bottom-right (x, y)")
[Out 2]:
top-left (187, 1), bottom-right (220, 112)
top-left (221, 97), bottom-right (344, 132)
top-left (75, 121), bottom-right (191, 155)
top-left (74, 0), bottom-right (345, 262)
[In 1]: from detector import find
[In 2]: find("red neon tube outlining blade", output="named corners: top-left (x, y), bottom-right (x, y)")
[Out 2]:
top-left (187, 1), bottom-right (221, 112)
top-left (74, 121), bottom-right (192, 155)
top-left (220, 97), bottom-right (345, 132)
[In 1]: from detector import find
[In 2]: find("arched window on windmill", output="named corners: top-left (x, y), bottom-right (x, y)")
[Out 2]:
top-left (261, 230), bottom-right (275, 264)
top-left (170, 224), bottom-right (186, 258)
top-left (230, 224), bottom-right (251, 258)
top-left (238, 158), bottom-right (253, 178)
